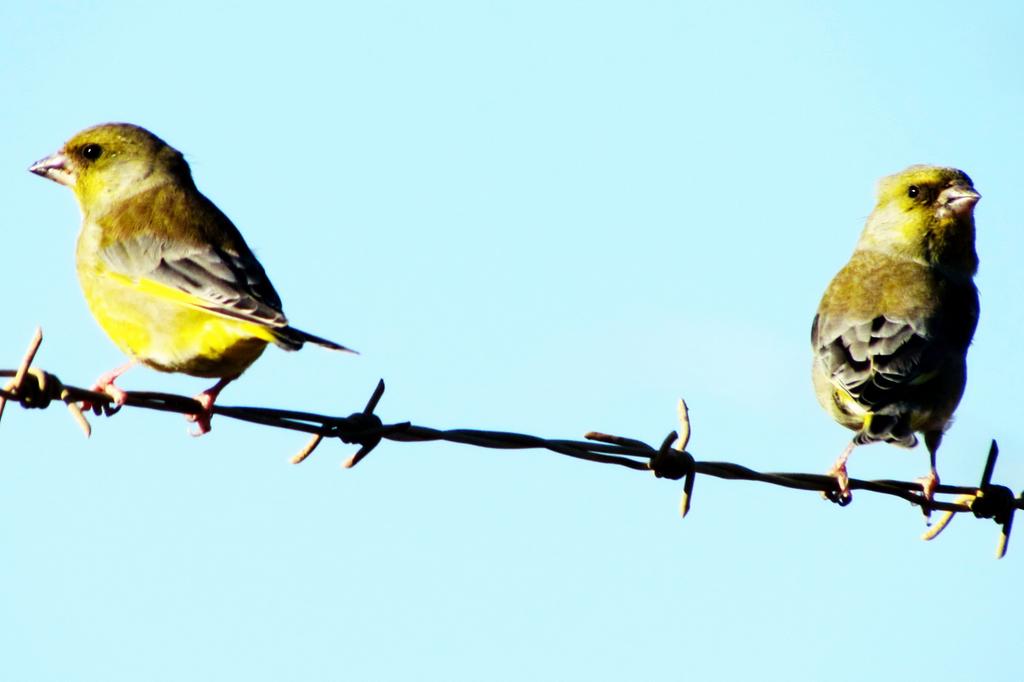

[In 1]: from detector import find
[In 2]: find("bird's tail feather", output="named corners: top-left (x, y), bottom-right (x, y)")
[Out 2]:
top-left (272, 326), bottom-right (357, 354)
top-left (854, 412), bottom-right (917, 448)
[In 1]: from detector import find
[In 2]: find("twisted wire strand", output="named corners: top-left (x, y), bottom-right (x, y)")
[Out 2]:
top-left (2, 328), bottom-right (1020, 557)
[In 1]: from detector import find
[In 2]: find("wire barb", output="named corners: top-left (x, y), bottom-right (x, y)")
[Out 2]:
top-left (343, 379), bottom-right (387, 468)
top-left (0, 327), bottom-right (43, 423)
top-left (3, 330), bottom-right (1020, 557)
top-left (922, 442), bottom-right (1018, 557)
top-left (0, 328), bottom-right (92, 437)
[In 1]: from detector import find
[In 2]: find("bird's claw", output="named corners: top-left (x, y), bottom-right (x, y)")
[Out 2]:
top-left (186, 391), bottom-right (216, 436)
top-left (186, 413), bottom-right (213, 436)
top-left (915, 471), bottom-right (940, 521)
top-left (823, 462), bottom-right (853, 505)
top-left (81, 378), bottom-right (129, 413)
top-left (102, 383), bottom-right (128, 406)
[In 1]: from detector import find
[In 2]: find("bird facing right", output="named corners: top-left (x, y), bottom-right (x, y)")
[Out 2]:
top-left (811, 165), bottom-right (981, 505)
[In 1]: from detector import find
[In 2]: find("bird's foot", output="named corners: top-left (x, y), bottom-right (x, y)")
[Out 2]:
top-left (915, 470), bottom-right (940, 521)
top-left (185, 377), bottom-right (234, 436)
top-left (99, 382), bottom-right (128, 406)
top-left (824, 461), bottom-right (853, 505)
top-left (822, 443), bottom-right (854, 505)
top-left (186, 392), bottom-right (216, 437)
top-left (83, 364), bottom-right (134, 412)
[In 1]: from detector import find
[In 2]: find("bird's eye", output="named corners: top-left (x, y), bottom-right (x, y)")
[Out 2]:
top-left (907, 185), bottom-right (919, 198)
top-left (81, 144), bottom-right (103, 160)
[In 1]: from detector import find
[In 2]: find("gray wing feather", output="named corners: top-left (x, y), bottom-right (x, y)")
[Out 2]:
top-left (816, 314), bottom-right (937, 408)
top-left (101, 234), bottom-right (288, 328)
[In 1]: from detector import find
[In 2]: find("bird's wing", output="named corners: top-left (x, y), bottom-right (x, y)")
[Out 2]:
top-left (100, 235), bottom-right (288, 328)
top-left (813, 313), bottom-right (942, 411)
top-left (94, 186), bottom-right (288, 329)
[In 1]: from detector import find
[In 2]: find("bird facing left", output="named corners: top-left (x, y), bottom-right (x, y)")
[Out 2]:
top-left (29, 122), bottom-right (353, 434)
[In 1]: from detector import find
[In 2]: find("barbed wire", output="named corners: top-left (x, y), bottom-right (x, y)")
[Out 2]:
top-left (3, 328), bottom-right (1020, 557)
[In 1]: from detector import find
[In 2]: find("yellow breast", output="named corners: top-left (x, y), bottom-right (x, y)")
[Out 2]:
top-left (76, 252), bottom-right (272, 379)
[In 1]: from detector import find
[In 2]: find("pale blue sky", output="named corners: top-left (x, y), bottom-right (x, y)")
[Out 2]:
top-left (2, 2), bottom-right (1022, 680)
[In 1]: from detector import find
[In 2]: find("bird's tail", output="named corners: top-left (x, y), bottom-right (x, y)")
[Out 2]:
top-left (272, 326), bottom-right (357, 354)
top-left (854, 411), bottom-right (918, 448)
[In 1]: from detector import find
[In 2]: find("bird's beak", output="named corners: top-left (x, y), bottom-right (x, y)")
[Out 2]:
top-left (941, 184), bottom-right (981, 218)
top-left (28, 150), bottom-right (76, 187)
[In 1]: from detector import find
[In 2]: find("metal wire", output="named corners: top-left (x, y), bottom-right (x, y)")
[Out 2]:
top-left (3, 327), bottom-right (1020, 558)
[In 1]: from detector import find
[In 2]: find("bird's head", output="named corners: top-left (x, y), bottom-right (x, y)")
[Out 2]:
top-left (859, 165), bottom-right (980, 273)
top-left (29, 123), bottom-right (191, 216)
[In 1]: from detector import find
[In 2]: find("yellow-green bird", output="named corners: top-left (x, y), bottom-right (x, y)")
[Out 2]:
top-left (811, 165), bottom-right (980, 504)
top-left (29, 123), bottom-right (352, 434)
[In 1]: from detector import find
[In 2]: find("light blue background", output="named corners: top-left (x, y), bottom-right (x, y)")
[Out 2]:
top-left (2, 2), bottom-right (1022, 680)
